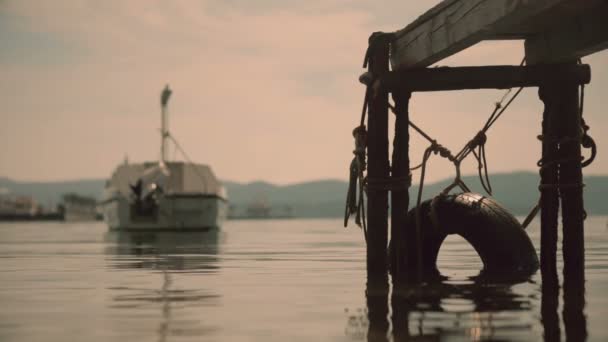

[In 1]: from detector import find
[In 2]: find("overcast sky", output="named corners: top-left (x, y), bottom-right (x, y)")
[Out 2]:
top-left (1, 0), bottom-right (607, 184)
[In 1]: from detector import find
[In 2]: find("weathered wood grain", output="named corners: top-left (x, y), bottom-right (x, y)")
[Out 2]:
top-left (390, 0), bottom-right (604, 70)
top-left (525, 3), bottom-right (608, 64)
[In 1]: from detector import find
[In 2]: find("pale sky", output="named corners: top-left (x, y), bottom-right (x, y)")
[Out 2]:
top-left (1, 0), bottom-right (607, 184)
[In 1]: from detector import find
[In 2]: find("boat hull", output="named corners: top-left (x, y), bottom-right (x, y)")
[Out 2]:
top-left (103, 194), bottom-right (227, 231)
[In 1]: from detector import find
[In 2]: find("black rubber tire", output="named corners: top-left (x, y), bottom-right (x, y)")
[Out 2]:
top-left (392, 193), bottom-right (539, 277)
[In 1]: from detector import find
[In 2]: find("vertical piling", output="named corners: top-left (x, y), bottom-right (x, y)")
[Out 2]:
top-left (554, 69), bottom-right (587, 341)
top-left (540, 67), bottom-right (587, 340)
top-left (538, 84), bottom-right (559, 287)
top-left (366, 33), bottom-right (391, 281)
top-left (390, 90), bottom-right (411, 281)
top-left (555, 78), bottom-right (585, 290)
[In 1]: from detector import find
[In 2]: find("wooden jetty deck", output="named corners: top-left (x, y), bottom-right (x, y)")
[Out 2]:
top-left (353, 0), bottom-right (607, 290)
top-left (390, 0), bottom-right (608, 69)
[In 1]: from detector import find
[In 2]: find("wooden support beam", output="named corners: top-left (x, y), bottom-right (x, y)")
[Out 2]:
top-left (538, 66), bottom-right (587, 339)
top-left (379, 64), bottom-right (590, 92)
top-left (525, 3), bottom-right (608, 64)
top-left (390, 91), bottom-right (411, 282)
top-left (538, 84), bottom-right (560, 290)
top-left (555, 75), bottom-right (587, 342)
top-left (557, 81), bottom-right (585, 288)
top-left (366, 33), bottom-right (391, 281)
top-left (390, 0), bottom-right (602, 70)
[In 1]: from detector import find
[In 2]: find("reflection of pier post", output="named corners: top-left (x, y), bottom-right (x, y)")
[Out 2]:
top-left (390, 287), bottom-right (410, 341)
top-left (366, 280), bottom-right (389, 342)
top-left (541, 279), bottom-right (560, 342)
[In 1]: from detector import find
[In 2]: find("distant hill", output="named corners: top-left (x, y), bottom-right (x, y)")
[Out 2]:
top-left (1, 172), bottom-right (607, 217)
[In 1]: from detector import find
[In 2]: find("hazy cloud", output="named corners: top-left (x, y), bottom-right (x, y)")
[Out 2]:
top-left (1, 0), bottom-right (606, 184)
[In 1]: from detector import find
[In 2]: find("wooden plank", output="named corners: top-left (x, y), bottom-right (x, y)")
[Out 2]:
top-left (525, 3), bottom-right (608, 64)
top-left (379, 64), bottom-right (590, 92)
top-left (389, 0), bottom-right (597, 70)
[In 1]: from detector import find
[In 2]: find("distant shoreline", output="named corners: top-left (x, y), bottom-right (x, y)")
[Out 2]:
top-left (3, 171), bottom-right (608, 217)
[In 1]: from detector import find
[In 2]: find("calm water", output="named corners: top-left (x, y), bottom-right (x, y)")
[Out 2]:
top-left (0, 217), bottom-right (607, 341)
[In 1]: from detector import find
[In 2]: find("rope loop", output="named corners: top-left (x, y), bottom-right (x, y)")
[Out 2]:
top-left (580, 118), bottom-right (597, 168)
top-left (352, 125), bottom-right (368, 170)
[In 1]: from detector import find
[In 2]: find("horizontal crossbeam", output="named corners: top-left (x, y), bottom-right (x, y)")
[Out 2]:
top-left (375, 64), bottom-right (590, 92)
top-left (390, 0), bottom-right (605, 70)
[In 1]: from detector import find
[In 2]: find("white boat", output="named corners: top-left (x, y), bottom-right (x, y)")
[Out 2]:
top-left (101, 85), bottom-right (227, 231)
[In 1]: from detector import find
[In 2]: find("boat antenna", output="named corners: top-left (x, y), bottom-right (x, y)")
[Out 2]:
top-left (160, 84), bottom-right (172, 162)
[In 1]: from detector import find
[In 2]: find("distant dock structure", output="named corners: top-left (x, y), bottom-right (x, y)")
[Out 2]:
top-left (228, 194), bottom-right (294, 220)
top-left (62, 193), bottom-right (101, 221)
top-left (347, 0), bottom-right (606, 290)
top-left (0, 193), bottom-right (63, 221)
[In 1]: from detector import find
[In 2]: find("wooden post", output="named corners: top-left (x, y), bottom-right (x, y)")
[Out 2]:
top-left (390, 90), bottom-right (411, 281)
top-left (538, 83), bottom-right (561, 341)
top-left (540, 65), bottom-right (587, 340)
top-left (366, 33), bottom-right (391, 281)
top-left (554, 68), bottom-right (587, 341)
top-left (538, 84), bottom-right (559, 287)
top-left (556, 79), bottom-right (585, 291)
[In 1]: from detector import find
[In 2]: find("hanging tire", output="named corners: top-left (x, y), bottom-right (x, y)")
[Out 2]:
top-left (390, 192), bottom-right (539, 277)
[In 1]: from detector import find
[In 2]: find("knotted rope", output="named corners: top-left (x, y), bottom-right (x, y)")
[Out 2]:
top-left (523, 63), bottom-right (596, 228)
top-left (344, 125), bottom-right (368, 239)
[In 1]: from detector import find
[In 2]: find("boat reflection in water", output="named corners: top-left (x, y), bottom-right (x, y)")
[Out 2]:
top-left (104, 230), bottom-right (221, 271)
top-left (104, 230), bottom-right (221, 341)
top-left (347, 273), bottom-right (587, 342)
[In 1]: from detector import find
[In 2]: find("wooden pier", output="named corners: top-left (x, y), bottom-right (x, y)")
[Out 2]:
top-left (357, 0), bottom-right (607, 291)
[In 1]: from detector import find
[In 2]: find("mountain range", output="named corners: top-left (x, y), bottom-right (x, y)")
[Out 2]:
top-left (1, 171), bottom-right (607, 217)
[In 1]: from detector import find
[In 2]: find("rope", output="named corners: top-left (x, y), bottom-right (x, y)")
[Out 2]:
top-left (166, 133), bottom-right (209, 194)
top-left (386, 60), bottom-right (528, 268)
top-left (344, 123), bottom-right (368, 240)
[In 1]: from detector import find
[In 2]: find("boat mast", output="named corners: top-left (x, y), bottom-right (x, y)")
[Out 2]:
top-left (160, 84), bottom-right (172, 163)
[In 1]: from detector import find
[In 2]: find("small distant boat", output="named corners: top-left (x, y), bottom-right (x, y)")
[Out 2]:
top-left (101, 85), bottom-right (228, 231)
